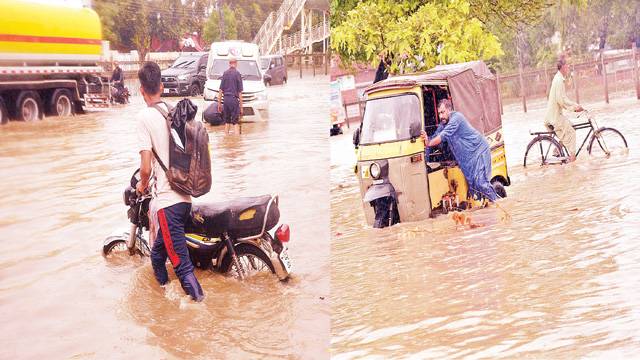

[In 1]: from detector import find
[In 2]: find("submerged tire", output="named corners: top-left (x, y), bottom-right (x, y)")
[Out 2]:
top-left (103, 239), bottom-right (128, 257)
top-left (492, 181), bottom-right (507, 198)
top-left (49, 89), bottom-right (74, 117)
top-left (523, 135), bottom-right (565, 167)
top-left (588, 127), bottom-right (628, 157)
top-left (0, 96), bottom-right (8, 124)
top-left (220, 243), bottom-right (276, 279)
top-left (16, 91), bottom-right (43, 121)
top-left (372, 197), bottom-right (400, 228)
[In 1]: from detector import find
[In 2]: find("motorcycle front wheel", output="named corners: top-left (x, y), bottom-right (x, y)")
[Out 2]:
top-left (103, 239), bottom-right (129, 257)
top-left (220, 244), bottom-right (276, 280)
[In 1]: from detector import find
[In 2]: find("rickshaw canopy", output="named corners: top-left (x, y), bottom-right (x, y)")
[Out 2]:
top-left (364, 61), bottom-right (502, 135)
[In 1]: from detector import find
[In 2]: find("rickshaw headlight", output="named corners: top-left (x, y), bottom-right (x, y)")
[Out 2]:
top-left (370, 162), bottom-right (381, 179)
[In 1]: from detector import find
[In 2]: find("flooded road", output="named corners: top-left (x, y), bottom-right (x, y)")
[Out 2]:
top-left (0, 72), bottom-right (329, 359)
top-left (331, 97), bottom-right (640, 358)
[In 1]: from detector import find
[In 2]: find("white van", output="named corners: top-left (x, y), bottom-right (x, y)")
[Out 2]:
top-left (203, 41), bottom-right (268, 121)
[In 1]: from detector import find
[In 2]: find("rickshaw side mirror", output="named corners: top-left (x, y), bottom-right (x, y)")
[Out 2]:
top-left (409, 122), bottom-right (422, 141)
top-left (353, 126), bottom-right (361, 148)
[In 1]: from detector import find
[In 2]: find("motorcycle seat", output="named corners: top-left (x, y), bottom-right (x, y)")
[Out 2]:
top-left (187, 194), bottom-right (280, 238)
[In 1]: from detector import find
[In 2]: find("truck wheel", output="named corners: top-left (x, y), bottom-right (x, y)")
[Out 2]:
top-left (49, 89), bottom-right (74, 117)
top-left (0, 97), bottom-right (8, 125)
top-left (16, 91), bottom-right (42, 121)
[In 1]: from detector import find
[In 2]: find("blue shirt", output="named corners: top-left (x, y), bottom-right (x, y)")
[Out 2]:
top-left (433, 111), bottom-right (490, 179)
top-left (219, 67), bottom-right (243, 98)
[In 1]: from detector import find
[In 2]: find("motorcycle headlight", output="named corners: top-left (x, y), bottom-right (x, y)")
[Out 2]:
top-left (370, 162), bottom-right (381, 179)
top-left (177, 74), bottom-right (189, 81)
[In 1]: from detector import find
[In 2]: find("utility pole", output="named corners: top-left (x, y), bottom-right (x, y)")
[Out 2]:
top-left (217, 0), bottom-right (225, 41)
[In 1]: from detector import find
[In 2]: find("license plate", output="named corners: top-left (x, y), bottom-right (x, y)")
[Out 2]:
top-left (279, 248), bottom-right (292, 273)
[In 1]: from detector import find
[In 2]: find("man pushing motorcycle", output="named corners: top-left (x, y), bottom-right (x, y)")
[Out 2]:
top-left (135, 62), bottom-right (204, 302)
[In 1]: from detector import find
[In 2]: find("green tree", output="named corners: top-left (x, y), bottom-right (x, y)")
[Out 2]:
top-left (148, 0), bottom-right (188, 43)
top-left (130, 2), bottom-right (152, 61)
top-left (223, 4), bottom-right (239, 40)
top-left (92, 0), bottom-right (119, 47)
top-left (184, 0), bottom-right (213, 37)
top-left (203, 4), bottom-right (239, 43)
top-left (331, 0), bottom-right (549, 30)
top-left (235, 6), bottom-right (252, 41)
top-left (94, 0), bottom-right (288, 54)
top-left (493, 0), bottom-right (640, 71)
top-left (203, 11), bottom-right (222, 44)
top-left (332, 0), bottom-right (503, 73)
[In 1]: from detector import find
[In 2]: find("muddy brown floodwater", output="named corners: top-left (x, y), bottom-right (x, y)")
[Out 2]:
top-left (331, 96), bottom-right (640, 358)
top-left (0, 72), bottom-right (329, 359)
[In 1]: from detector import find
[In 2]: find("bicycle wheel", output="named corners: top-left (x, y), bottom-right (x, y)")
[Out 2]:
top-left (588, 127), bottom-right (628, 157)
top-left (523, 135), bottom-right (566, 167)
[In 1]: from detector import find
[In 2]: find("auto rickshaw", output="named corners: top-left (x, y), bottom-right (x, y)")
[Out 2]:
top-left (352, 61), bottom-right (510, 228)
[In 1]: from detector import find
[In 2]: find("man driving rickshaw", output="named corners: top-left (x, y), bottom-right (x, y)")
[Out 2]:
top-left (353, 61), bottom-right (510, 228)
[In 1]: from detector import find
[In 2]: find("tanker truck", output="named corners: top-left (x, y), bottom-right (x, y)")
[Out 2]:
top-left (0, 0), bottom-right (109, 124)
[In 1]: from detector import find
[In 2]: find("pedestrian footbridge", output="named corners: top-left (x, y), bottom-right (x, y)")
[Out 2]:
top-left (253, 0), bottom-right (329, 56)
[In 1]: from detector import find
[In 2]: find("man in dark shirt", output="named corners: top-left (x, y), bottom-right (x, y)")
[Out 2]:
top-left (373, 52), bottom-right (390, 83)
top-left (111, 61), bottom-right (124, 91)
top-left (217, 57), bottom-right (244, 135)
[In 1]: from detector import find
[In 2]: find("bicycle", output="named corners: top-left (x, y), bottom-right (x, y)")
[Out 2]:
top-left (523, 110), bottom-right (628, 167)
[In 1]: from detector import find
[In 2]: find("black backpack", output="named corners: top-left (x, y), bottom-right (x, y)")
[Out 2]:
top-left (151, 99), bottom-right (212, 197)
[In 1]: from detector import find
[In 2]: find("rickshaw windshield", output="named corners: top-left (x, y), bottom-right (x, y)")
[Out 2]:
top-left (360, 93), bottom-right (421, 145)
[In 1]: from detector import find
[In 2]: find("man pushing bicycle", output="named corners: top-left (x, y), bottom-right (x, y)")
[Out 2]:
top-left (544, 55), bottom-right (585, 162)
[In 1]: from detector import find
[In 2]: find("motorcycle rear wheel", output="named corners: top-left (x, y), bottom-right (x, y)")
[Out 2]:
top-left (220, 244), bottom-right (275, 280)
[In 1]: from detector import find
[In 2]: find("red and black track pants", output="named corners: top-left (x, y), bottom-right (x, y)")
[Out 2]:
top-left (151, 202), bottom-right (204, 301)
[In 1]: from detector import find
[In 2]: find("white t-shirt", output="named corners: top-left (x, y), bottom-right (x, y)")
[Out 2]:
top-left (136, 103), bottom-right (191, 210)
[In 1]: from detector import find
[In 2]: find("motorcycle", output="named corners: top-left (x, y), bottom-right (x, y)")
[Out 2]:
top-left (110, 83), bottom-right (130, 104)
top-left (103, 170), bottom-right (292, 281)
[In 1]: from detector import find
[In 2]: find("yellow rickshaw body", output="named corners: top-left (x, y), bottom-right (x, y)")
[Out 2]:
top-left (354, 61), bottom-right (510, 227)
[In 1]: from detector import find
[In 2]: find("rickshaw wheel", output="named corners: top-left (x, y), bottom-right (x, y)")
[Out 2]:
top-left (371, 197), bottom-right (399, 228)
top-left (492, 181), bottom-right (507, 198)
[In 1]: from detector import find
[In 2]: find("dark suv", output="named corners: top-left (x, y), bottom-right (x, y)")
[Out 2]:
top-left (161, 52), bottom-right (209, 96)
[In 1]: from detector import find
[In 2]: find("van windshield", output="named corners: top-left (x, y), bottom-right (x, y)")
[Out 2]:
top-left (360, 94), bottom-right (422, 145)
top-left (171, 58), bottom-right (198, 69)
top-left (259, 58), bottom-right (270, 70)
top-left (208, 60), bottom-right (261, 80)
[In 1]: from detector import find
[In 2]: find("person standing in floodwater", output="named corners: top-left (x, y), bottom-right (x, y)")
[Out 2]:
top-left (217, 56), bottom-right (244, 135)
top-left (421, 99), bottom-right (499, 202)
top-left (135, 62), bottom-right (204, 302)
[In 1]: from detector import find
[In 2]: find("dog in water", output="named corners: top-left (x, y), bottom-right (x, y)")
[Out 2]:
top-left (450, 211), bottom-right (483, 229)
